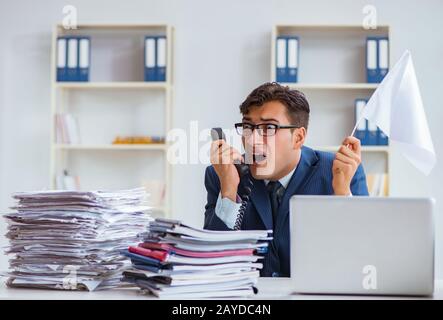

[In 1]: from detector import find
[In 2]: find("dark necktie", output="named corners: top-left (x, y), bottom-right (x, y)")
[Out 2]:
top-left (266, 181), bottom-right (285, 227)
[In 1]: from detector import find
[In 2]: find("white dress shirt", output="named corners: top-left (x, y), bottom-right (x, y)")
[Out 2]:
top-left (215, 166), bottom-right (297, 229)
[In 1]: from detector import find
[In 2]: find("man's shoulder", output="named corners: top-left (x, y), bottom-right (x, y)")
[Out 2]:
top-left (303, 145), bottom-right (335, 166)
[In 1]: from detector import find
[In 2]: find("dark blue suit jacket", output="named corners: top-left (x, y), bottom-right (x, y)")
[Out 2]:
top-left (203, 146), bottom-right (369, 277)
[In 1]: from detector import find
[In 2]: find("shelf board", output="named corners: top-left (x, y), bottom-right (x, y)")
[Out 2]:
top-left (57, 23), bottom-right (169, 30)
top-left (55, 82), bottom-right (169, 90)
top-left (54, 144), bottom-right (168, 151)
top-left (281, 83), bottom-right (378, 90)
top-left (313, 145), bottom-right (389, 153)
top-left (276, 24), bottom-right (390, 32)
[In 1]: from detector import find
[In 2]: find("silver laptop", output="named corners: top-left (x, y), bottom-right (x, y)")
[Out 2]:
top-left (290, 196), bottom-right (435, 296)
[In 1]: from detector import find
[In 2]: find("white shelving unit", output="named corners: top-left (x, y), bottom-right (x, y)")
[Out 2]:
top-left (50, 23), bottom-right (174, 216)
top-left (286, 83), bottom-right (379, 90)
top-left (271, 24), bottom-right (391, 194)
top-left (313, 145), bottom-right (390, 153)
top-left (55, 82), bottom-right (169, 90)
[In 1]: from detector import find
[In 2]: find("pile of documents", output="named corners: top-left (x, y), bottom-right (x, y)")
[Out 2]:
top-left (3, 188), bottom-right (152, 291)
top-left (121, 218), bottom-right (271, 298)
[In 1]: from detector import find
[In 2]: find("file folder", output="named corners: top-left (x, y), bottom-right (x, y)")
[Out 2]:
top-left (120, 249), bottom-right (163, 267)
top-left (78, 37), bottom-right (90, 82)
top-left (67, 37), bottom-right (78, 81)
top-left (56, 37), bottom-right (67, 81)
top-left (287, 37), bottom-right (299, 83)
top-left (366, 37), bottom-right (378, 83)
top-left (354, 99), bottom-right (368, 145)
top-left (276, 36), bottom-right (287, 82)
top-left (144, 37), bottom-right (156, 81)
top-left (377, 128), bottom-right (389, 145)
top-left (156, 36), bottom-right (167, 82)
top-left (367, 119), bottom-right (378, 145)
top-left (377, 38), bottom-right (389, 82)
top-left (139, 242), bottom-right (255, 258)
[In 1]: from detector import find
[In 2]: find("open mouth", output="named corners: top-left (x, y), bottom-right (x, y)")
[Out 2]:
top-left (252, 153), bottom-right (267, 164)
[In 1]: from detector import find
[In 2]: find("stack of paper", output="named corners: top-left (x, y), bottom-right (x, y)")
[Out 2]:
top-left (121, 218), bottom-right (272, 298)
top-left (3, 188), bottom-right (153, 291)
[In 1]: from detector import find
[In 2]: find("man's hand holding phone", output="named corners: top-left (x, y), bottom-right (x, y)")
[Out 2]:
top-left (210, 140), bottom-right (243, 202)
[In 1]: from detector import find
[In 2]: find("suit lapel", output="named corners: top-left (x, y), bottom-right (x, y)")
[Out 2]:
top-left (250, 178), bottom-right (273, 230)
top-left (276, 146), bottom-right (320, 231)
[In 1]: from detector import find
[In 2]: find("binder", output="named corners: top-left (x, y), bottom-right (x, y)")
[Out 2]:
top-left (354, 99), bottom-right (368, 145)
top-left (366, 37), bottom-right (378, 83)
top-left (139, 242), bottom-right (255, 258)
top-left (276, 36), bottom-right (287, 82)
top-left (120, 249), bottom-right (163, 267)
top-left (156, 36), bottom-right (167, 82)
top-left (286, 37), bottom-right (299, 83)
top-left (377, 128), bottom-right (389, 145)
top-left (367, 118), bottom-right (378, 145)
top-left (67, 37), bottom-right (78, 81)
top-left (56, 37), bottom-right (67, 81)
top-left (144, 36), bottom-right (156, 81)
top-left (377, 38), bottom-right (389, 82)
top-left (78, 37), bottom-right (90, 82)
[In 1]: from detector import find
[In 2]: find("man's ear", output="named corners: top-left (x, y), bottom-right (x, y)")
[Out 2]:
top-left (291, 127), bottom-right (306, 149)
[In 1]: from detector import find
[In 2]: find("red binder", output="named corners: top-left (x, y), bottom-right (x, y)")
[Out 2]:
top-left (138, 242), bottom-right (254, 258)
top-left (128, 246), bottom-right (169, 262)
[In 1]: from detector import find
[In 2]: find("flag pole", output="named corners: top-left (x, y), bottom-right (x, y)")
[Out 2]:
top-left (350, 111), bottom-right (366, 137)
top-left (347, 106), bottom-right (368, 149)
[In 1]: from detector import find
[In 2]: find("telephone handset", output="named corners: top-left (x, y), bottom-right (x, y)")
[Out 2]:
top-left (211, 128), bottom-right (253, 230)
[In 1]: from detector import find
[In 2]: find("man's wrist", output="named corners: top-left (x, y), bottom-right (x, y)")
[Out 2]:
top-left (220, 185), bottom-right (238, 202)
top-left (334, 187), bottom-right (351, 196)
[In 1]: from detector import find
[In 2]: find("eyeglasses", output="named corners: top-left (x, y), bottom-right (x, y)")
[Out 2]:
top-left (234, 122), bottom-right (302, 137)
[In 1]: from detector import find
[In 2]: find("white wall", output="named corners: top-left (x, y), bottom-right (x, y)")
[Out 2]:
top-left (1, 0), bottom-right (442, 277)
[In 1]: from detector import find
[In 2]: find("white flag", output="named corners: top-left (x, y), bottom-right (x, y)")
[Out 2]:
top-left (355, 50), bottom-right (436, 175)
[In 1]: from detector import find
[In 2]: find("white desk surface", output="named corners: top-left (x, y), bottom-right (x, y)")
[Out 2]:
top-left (1, 278), bottom-right (442, 300)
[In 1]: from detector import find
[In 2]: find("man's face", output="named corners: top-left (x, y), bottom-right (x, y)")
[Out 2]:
top-left (241, 101), bottom-right (303, 180)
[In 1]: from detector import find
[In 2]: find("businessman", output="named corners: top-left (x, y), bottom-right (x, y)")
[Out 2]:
top-left (204, 82), bottom-right (369, 277)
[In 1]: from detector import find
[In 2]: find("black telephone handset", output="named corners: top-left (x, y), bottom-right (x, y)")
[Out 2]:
top-left (211, 128), bottom-right (253, 230)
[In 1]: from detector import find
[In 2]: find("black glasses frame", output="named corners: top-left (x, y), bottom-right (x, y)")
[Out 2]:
top-left (234, 122), bottom-right (302, 137)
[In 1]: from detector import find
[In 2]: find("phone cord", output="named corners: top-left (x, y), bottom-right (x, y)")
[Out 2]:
top-left (233, 177), bottom-right (253, 231)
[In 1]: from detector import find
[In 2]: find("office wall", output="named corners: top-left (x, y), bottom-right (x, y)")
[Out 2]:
top-left (0, 0), bottom-right (442, 277)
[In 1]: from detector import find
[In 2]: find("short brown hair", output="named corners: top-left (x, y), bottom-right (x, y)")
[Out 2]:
top-left (239, 82), bottom-right (310, 130)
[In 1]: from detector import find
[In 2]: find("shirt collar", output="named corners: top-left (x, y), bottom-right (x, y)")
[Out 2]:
top-left (264, 164), bottom-right (297, 189)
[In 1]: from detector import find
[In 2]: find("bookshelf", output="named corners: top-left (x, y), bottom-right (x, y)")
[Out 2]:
top-left (54, 144), bottom-right (168, 151)
top-left (55, 82), bottom-right (168, 90)
top-left (50, 23), bottom-right (174, 217)
top-left (271, 24), bottom-right (391, 195)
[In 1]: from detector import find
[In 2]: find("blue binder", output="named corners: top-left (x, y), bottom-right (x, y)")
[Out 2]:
top-left (354, 99), bottom-right (368, 145)
top-left (367, 119), bottom-right (378, 145)
top-left (56, 37), bottom-right (68, 81)
top-left (156, 36), bottom-right (167, 82)
top-left (286, 36), bottom-right (299, 83)
top-left (377, 37), bottom-right (389, 82)
top-left (366, 37), bottom-right (378, 83)
top-left (144, 36), bottom-right (157, 81)
top-left (66, 37), bottom-right (79, 81)
top-left (77, 37), bottom-right (90, 82)
top-left (377, 128), bottom-right (389, 145)
top-left (276, 36), bottom-right (287, 82)
top-left (120, 249), bottom-right (163, 266)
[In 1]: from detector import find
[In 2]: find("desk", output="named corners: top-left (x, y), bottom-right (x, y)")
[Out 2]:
top-left (1, 279), bottom-right (442, 300)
